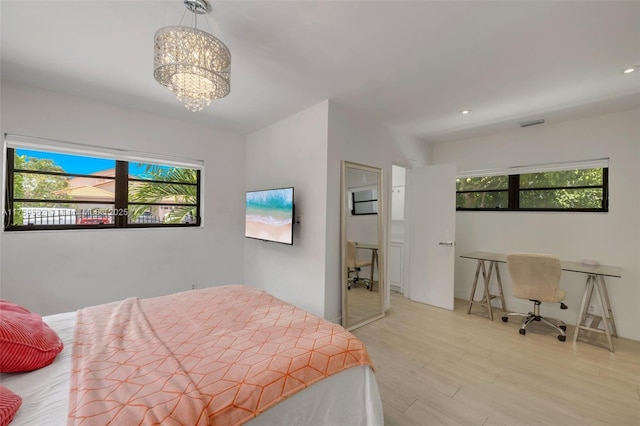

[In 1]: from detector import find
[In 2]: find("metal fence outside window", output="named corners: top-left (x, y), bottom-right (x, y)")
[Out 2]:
top-left (20, 208), bottom-right (162, 226)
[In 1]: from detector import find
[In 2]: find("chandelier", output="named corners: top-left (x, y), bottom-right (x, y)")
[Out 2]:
top-left (154, 0), bottom-right (231, 112)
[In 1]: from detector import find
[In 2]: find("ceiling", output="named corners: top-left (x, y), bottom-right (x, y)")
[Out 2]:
top-left (2, 1), bottom-right (639, 144)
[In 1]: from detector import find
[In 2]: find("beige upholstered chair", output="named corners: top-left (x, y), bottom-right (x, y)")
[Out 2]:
top-left (346, 240), bottom-right (372, 290)
top-left (502, 253), bottom-right (568, 341)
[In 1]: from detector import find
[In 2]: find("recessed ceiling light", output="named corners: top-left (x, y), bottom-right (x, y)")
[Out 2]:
top-left (459, 109), bottom-right (471, 115)
top-left (623, 66), bottom-right (638, 74)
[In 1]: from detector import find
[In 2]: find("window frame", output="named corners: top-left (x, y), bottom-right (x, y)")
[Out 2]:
top-left (456, 167), bottom-right (609, 213)
top-left (349, 185), bottom-right (378, 216)
top-left (4, 144), bottom-right (202, 231)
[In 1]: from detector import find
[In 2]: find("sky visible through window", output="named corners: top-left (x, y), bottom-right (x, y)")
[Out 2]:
top-left (17, 149), bottom-right (151, 177)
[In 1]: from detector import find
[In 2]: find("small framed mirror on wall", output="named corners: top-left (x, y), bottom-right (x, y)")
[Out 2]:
top-left (341, 161), bottom-right (384, 330)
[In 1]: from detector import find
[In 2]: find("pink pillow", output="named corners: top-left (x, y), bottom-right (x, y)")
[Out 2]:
top-left (0, 385), bottom-right (22, 426)
top-left (0, 300), bottom-right (64, 373)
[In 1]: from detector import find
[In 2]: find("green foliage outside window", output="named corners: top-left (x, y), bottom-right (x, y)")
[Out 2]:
top-left (456, 175), bottom-right (508, 209)
top-left (519, 169), bottom-right (602, 189)
top-left (14, 154), bottom-right (70, 199)
top-left (456, 168), bottom-right (607, 211)
top-left (128, 164), bottom-right (198, 224)
top-left (12, 154), bottom-right (71, 224)
top-left (518, 169), bottom-right (604, 209)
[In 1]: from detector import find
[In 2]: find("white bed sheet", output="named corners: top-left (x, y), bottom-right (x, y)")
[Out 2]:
top-left (1, 311), bottom-right (383, 426)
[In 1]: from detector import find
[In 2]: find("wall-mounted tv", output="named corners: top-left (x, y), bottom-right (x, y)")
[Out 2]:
top-left (245, 187), bottom-right (294, 245)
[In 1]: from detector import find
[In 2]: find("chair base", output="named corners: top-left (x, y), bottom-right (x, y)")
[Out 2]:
top-left (501, 300), bottom-right (567, 342)
top-left (347, 278), bottom-right (370, 290)
top-left (347, 270), bottom-right (370, 290)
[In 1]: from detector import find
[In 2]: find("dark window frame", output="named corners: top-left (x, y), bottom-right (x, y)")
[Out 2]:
top-left (351, 189), bottom-right (378, 216)
top-left (456, 168), bottom-right (608, 212)
top-left (4, 147), bottom-right (202, 231)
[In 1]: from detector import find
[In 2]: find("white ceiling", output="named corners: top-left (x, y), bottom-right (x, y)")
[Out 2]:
top-left (2, 1), bottom-right (639, 144)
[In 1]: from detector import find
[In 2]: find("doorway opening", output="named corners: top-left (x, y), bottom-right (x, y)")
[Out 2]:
top-left (390, 165), bottom-right (407, 295)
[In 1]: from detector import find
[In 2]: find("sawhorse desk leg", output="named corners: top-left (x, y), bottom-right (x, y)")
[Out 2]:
top-left (467, 260), bottom-right (506, 320)
top-left (369, 249), bottom-right (379, 291)
top-left (573, 274), bottom-right (617, 352)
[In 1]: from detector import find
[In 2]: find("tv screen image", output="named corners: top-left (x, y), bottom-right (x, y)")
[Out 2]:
top-left (245, 187), bottom-right (294, 245)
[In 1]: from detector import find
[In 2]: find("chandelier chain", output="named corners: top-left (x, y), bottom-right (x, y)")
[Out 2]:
top-left (177, 8), bottom-right (188, 26)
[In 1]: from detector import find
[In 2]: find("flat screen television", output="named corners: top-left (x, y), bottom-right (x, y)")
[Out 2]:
top-left (245, 187), bottom-right (294, 245)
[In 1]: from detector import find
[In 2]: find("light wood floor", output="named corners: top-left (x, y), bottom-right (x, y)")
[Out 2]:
top-left (347, 285), bottom-right (381, 326)
top-left (352, 293), bottom-right (640, 426)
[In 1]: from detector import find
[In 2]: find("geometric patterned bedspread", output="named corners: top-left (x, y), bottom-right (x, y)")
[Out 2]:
top-left (68, 285), bottom-right (373, 425)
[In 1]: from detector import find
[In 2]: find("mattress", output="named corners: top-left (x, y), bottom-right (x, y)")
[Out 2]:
top-left (2, 310), bottom-right (383, 425)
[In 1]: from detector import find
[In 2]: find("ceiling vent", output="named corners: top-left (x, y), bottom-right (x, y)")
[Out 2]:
top-left (519, 119), bottom-right (545, 128)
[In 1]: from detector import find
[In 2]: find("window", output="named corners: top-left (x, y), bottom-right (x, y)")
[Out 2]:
top-left (456, 160), bottom-right (608, 212)
top-left (350, 186), bottom-right (378, 215)
top-left (456, 175), bottom-right (509, 209)
top-left (4, 135), bottom-right (202, 230)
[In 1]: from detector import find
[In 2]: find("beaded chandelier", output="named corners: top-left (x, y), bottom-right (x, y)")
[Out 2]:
top-left (154, 0), bottom-right (231, 112)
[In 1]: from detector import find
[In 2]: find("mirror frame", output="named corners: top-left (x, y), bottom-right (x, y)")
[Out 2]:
top-left (341, 160), bottom-right (385, 331)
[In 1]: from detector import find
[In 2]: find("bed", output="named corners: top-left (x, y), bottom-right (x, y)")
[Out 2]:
top-left (1, 285), bottom-right (383, 425)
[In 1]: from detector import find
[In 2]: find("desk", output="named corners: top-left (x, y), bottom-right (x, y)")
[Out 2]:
top-left (355, 243), bottom-right (379, 291)
top-left (460, 251), bottom-right (621, 352)
top-left (460, 252), bottom-right (507, 321)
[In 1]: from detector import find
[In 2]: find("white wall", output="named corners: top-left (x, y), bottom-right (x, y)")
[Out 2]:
top-left (244, 100), bottom-right (415, 322)
top-left (432, 108), bottom-right (640, 340)
top-left (0, 81), bottom-right (246, 315)
top-left (244, 101), bottom-right (330, 318)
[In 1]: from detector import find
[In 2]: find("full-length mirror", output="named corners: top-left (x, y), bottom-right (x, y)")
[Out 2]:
top-left (341, 161), bottom-right (384, 330)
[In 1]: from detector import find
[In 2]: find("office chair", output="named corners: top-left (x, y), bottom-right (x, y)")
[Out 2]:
top-left (346, 240), bottom-right (372, 290)
top-left (502, 253), bottom-right (568, 341)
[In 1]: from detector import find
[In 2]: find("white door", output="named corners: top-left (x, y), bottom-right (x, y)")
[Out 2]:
top-left (407, 163), bottom-right (456, 310)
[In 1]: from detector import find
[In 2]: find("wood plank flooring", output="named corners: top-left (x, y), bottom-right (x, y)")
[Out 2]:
top-left (352, 293), bottom-right (640, 426)
top-left (347, 285), bottom-right (381, 326)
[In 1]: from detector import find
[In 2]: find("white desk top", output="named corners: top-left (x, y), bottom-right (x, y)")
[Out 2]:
top-left (355, 243), bottom-right (378, 250)
top-left (460, 251), bottom-right (622, 278)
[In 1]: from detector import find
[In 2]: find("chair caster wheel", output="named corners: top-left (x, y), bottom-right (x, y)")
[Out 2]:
top-left (519, 329), bottom-right (526, 335)
top-left (558, 335), bottom-right (566, 342)
top-left (501, 316), bottom-right (508, 322)
top-left (347, 286), bottom-right (351, 290)
top-left (559, 325), bottom-right (567, 331)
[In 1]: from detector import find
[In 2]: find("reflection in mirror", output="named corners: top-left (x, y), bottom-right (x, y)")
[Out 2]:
top-left (341, 161), bottom-right (384, 330)
top-left (351, 185), bottom-right (378, 215)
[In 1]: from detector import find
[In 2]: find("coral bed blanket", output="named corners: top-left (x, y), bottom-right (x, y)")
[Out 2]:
top-left (68, 285), bottom-right (373, 425)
